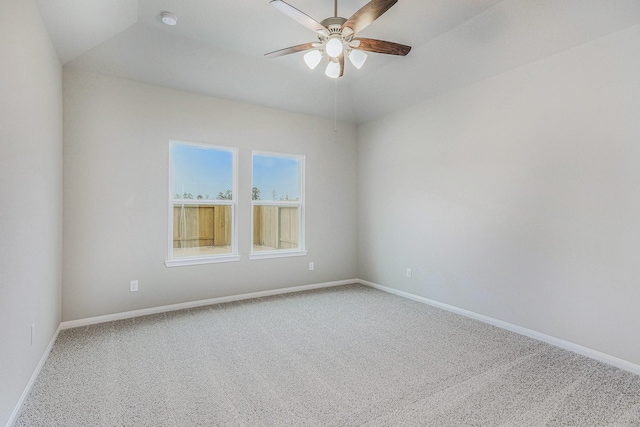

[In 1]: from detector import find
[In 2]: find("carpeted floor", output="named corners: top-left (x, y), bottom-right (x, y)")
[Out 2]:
top-left (15, 284), bottom-right (640, 426)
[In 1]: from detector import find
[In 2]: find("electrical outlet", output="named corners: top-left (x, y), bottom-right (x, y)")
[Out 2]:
top-left (130, 280), bottom-right (138, 292)
top-left (31, 323), bottom-right (35, 345)
top-left (309, 262), bottom-right (314, 271)
top-left (406, 268), bottom-right (412, 278)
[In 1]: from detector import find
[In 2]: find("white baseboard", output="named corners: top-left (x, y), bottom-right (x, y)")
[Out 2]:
top-left (358, 279), bottom-right (640, 376)
top-left (6, 323), bottom-right (61, 427)
top-left (61, 279), bottom-right (356, 330)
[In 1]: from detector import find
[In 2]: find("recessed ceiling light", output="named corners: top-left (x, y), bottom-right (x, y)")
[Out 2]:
top-left (161, 11), bottom-right (177, 26)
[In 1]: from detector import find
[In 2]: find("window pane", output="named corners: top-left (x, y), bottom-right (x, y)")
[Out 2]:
top-left (252, 155), bottom-right (299, 201)
top-left (253, 205), bottom-right (299, 251)
top-left (172, 144), bottom-right (233, 200)
top-left (173, 204), bottom-right (231, 257)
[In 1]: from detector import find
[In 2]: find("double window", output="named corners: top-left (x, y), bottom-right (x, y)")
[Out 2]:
top-left (166, 142), bottom-right (305, 267)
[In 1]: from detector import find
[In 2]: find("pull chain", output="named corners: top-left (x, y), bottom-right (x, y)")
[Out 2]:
top-left (334, 78), bottom-right (338, 135)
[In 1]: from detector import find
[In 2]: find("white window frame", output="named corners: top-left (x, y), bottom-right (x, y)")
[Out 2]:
top-left (165, 140), bottom-right (240, 267)
top-left (250, 150), bottom-right (307, 260)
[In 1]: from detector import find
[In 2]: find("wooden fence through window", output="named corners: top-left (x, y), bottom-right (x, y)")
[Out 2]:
top-left (173, 205), bottom-right (299, 250)
top-left (173, 205), bottom-right (231, 249)
top-left (253, 206), bottom-right (299, 250)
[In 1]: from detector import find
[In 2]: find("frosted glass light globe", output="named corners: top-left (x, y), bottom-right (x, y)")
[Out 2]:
top-left (348, 49), bottom-right (367, 69)
top-left (325, 38), bottom-right (343, 58)
top-left (303, 50), bottom-right (323, 70)
top-left (325, 60), bottom-right (340, 79)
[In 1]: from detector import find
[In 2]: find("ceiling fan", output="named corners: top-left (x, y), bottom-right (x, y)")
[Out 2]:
top-left (265, 0), bottom-right (411, 78)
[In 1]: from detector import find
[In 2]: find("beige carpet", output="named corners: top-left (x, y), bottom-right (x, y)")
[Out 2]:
top-left (15, 284), bottom-right (640, 426)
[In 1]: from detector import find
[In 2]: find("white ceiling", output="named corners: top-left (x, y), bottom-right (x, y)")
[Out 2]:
top-left (36, 0), bottom-right (640, 123)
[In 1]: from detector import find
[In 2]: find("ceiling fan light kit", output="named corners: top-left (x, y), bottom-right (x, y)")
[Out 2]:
top-left (265, 0), bottom-right (411, 79)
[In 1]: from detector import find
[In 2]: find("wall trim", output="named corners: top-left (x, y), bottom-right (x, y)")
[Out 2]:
top-left (7, 323), bottom-right (61, 427)
top-left (61, 279), bottom-right (356, 330)
top-left (358, 278), bottom-right (640, 376)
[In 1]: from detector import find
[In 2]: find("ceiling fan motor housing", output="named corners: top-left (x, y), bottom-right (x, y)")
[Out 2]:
top-left (320, 17), bottom-right (348, 34)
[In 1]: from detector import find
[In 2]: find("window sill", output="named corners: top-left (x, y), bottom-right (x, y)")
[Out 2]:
top-left (165, 255), bottom-right (241, 268)
top-left (249, 250), bottom-right (308, 260)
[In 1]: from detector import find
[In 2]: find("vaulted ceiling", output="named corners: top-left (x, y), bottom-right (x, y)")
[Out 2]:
top-left (36, 0), bottom-right (640, 123)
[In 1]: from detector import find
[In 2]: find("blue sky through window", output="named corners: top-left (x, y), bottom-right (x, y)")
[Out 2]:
top-left (253, 154), bottom-right (299, 201)
top-left (171, 143), bottom-right (233, 199)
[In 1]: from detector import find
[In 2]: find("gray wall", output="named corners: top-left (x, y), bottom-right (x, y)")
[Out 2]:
top-left (62, 68), bottom-right (358, 321)
top-left (357, 24), bottom-right (640, 366)
top-left (0, 0), bottom-right (63, 425)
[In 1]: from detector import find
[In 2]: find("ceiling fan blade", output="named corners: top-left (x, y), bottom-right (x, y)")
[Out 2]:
top-left (341, 0), bottom-right (397, 36)
top-left (351, 38), bottom-right (411, 56)
top-left (270, 0), bottom-right (329, 36)
top-left (339, 53), bottom-right (345, 77)
top-left (265, 42), bottom-right (317, 58)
